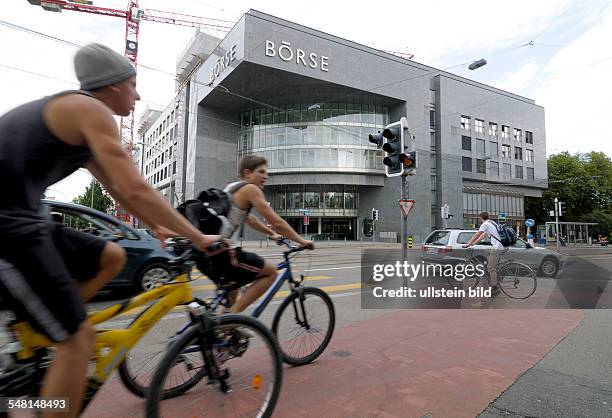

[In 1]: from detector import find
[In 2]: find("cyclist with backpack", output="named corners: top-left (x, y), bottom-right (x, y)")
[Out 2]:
top-left (193, 155), bottom-right (314, 313)
top-left (462, 211), bottom-right (516, 296)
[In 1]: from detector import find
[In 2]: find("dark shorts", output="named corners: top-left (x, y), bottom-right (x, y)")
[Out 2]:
top-left (0, 222), bottom-right (106, 343)
top-left (195, 247), bottom-right (265, 291)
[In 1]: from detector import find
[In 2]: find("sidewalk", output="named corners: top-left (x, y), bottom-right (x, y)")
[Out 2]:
top-left (240, 239), bottom-right (401, 251)
top-left (84, 309), bottom-right (585, 418)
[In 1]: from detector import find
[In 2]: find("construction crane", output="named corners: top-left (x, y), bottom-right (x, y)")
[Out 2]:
top-left (27, 0), bottom-right (234, 151)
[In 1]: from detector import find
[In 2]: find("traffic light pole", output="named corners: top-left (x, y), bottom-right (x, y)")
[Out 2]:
top-left (401, 174), bottom-right (408, 262)
top-left (554, 196), bottom-right (560, 249)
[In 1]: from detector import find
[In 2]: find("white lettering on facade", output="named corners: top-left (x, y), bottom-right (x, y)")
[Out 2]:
top-left (265, 40), bottom-right (330, 73)
top-left (209, 44), bottom-right (238, 84)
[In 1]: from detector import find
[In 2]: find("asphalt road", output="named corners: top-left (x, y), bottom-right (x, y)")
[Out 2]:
top-left (2, 243), bottom-right (610, 417)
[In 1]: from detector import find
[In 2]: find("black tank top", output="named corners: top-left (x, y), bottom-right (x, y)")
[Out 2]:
top-left (0, 90), bottom-right (95, 233)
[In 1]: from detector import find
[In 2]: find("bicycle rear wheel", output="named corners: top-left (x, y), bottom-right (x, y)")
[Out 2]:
top-left (146, 314), bottom-right (283, 418)
top-left (498, 262), bottom-right (537, 299)
top-left (271, 286), bottom-right (335, 366)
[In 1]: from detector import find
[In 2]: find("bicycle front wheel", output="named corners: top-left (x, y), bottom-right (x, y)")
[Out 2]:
top-left (271, 286), bottom-right (335, 366)
top-left (146, 314), bottom-right (283, 418)
top-left (498, 262), bottom-right (537, 299)
top-left (118, 312), bottom-right (205, 399)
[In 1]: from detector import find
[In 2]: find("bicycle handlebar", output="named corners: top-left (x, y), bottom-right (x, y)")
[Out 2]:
top-left (274, 237), bottom-right (310, 256)
top-left (166, 238), bottom-right (226, 274)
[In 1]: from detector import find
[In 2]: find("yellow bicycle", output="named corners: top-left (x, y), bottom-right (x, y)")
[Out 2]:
top-left (0, 245), bottom-right (283, 417)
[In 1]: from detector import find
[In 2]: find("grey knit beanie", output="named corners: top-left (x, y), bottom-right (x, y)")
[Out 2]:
top-left (74, 43), bottom-right (136, 91)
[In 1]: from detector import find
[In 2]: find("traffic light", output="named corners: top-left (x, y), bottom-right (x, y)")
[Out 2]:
top-left (382, 121), bottom-right (404, 177)
top-left (372, 208), bottom-right (379, 221)
top-left (368, 131), bottom-right (384, 148)
top-left (557, 201), bottom-right (564, 217)
top-left (399, 151), bottom-right (417, 174)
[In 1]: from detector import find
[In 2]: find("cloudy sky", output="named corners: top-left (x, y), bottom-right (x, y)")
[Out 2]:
top-left (1, 0), bottom-right (610, 201)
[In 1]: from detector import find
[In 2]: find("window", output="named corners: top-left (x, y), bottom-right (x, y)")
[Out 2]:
top-left (527, 167), bottom-right (534, 180)
top-left (489, 141), bottom-right (498, 157)
top-left (462, 135), bottom-right (471, 151)
top-left (461, 115), bottom-right (470, 130)
top-left (490, 161), bottom-right (499, 177)
top-left (502, 144), bottom-right (511, 158)
top-left (476, 159), bottom-right (486, 174)
top-left (475, 119), bottom-right (484, 134)
top-left (429, 109), bottom-right (435, 129)
top-left (502, 125), bottom-right (509, 139)
top-left (462, 157), bottom-right (472, 172)
top-left (515, 165), bottom-right (523, 179)
top-left (525, 149), bottom-right (533, 162)
top-left (457, 232), bottom-right (477, 244)
top-left (525, 131), bottom-right (533, 144)
top-left (514, 128), bottom-right (522, 142)
top-left (425, 231), bottom-right (450, 245)
top-left (503, 163), bottom-right (511, 179)
top-left (476, 139), bottom-right (485, 155)
top-left (489, 122), bottom-right (497, 137)
top-left (514, 147), bottom-right (522, 160)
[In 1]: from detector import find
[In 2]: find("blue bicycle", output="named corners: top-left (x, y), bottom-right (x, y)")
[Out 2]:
top-left (119, 238), bottom-right (336, 399)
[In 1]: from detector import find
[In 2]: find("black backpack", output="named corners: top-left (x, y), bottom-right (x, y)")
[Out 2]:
top-left (177, 182), bottom-right (249, 235)
top-left (487, 220), bottom-right (517, 247)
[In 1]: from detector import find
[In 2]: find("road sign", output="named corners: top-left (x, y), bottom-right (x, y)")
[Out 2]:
top-left (398, 199), bottom-right (415, 218)
top-left (525, 218), bottom-right (535, 227)
top-left (303, 215), bottom-right (310, 226)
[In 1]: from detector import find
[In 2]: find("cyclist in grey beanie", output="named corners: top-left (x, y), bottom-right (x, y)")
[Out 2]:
top-left (74, 43), bottom-right (136, 91)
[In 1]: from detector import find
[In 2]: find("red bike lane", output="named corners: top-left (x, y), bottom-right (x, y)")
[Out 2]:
top-left (84, 309), bottom-right (583, 418)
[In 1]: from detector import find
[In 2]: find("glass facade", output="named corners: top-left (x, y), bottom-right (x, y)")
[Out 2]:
top-left (238, 103), bottom-right (388, 173)
top-left (270, 185), bottom-right (359, 211)
top-left (463, 192), bottom-right (524, 218)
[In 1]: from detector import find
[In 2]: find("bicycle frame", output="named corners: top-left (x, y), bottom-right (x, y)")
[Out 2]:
top-left (7, 273), bottom-right (194, 410)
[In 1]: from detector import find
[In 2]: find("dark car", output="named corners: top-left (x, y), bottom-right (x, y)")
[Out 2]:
top-left (42, 200), bottom-right (172, 293)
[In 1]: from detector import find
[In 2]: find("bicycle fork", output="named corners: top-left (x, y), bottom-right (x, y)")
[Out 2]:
top-left (187, 302), bottom-right (231, 393)
top-left (291, 286), bottom-right (311, 331)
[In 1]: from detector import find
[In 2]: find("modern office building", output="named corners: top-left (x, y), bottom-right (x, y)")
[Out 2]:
top-left (143, 9), bottom-right (547, 242)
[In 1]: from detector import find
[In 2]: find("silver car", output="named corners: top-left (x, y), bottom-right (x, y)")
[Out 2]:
top-left (421, 229), bottom-right (563, 277)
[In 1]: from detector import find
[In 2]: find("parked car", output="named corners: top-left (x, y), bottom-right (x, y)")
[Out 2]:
top-left (42, 200), bottom-right (173, 293)
top-left (421, 229), bottom-right (563, 277)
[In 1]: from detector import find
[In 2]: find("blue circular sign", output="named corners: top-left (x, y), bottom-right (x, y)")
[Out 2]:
top-left (525, 218), bottom-right (535, 227)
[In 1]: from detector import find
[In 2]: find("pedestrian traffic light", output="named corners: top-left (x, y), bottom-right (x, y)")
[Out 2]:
top-left (382, 121), bottom-right (404, 177)
top-left (368, 131), bottom-right (384, 148)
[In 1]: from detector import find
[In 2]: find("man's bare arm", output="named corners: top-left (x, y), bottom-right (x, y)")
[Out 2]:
top-left (244, 185), bottom-right (309, 245)
top-left (245, 214), bottom-right (278, 237)
top-left (78, 100), bottom-right (217, 250)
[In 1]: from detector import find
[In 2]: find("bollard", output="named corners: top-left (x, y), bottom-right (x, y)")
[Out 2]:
top-left (344, 237), bottom-right (347, 246)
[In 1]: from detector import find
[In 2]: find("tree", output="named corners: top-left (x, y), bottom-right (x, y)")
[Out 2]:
top-left (73, 180), bottom-right (113, 214)
top-left (526, 151), bottom-right (612, 237)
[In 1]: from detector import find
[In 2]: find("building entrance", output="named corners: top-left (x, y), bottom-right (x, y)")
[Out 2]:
top-left (321, 218), bottom-right (355, 240)
top-left (285, 217), bottom-right (356, 240)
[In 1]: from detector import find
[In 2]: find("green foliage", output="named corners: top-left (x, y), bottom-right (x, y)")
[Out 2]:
top-left (72, 180), bottom-right (113, 214)
top-left (527, 151), bottom-right (612, 236)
